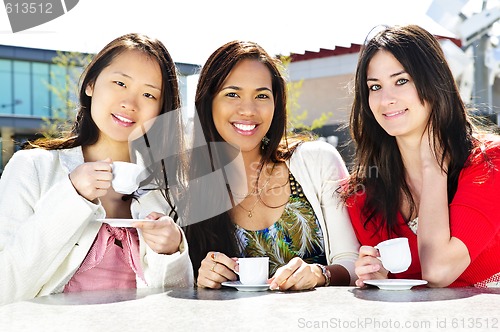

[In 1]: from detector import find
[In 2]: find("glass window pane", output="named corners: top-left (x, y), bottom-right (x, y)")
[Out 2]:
top-left (13, 61), bottom-right (30, 116)
top-left (49, 64), bottom-right (67, 115)
top-left (0, 60), bottom-right (13, 115)
top-left (32, 63), bottom-right (50, 117)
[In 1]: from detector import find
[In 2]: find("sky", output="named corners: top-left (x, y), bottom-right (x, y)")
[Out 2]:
top-left (0, 0), bottom-right (498, 66)
top-left (2, 0), bottom-right (494, 66)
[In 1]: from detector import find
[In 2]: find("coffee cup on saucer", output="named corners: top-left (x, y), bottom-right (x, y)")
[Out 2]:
top-left (236, 257), bottom-right (269, 285)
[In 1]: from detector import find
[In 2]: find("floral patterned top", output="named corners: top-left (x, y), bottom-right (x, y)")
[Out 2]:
top-left (235, 172), bottom-right (327, 276)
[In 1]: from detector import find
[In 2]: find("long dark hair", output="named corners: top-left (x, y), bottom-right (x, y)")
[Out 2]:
top-left (27, 33), bottom-right (185, 219)
top-left (343, 25), bottom-right (478, 236)
top-left (183, 40), bottom-right (297, 276)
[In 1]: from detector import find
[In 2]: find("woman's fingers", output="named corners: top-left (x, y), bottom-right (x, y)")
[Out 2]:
top-left (355, 245), bottom-right (386, 287)
top-left (197, 252), bottom-right (238, 288)
top-left (269, 257), bottom-right (319, 290)
top-left (133, 216), bottom-right (181, 254)
top-left (69, 160), bottom-right (113, 201)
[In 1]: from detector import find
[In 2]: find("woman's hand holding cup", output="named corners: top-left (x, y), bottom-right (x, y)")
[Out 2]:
top-left (70, 158), bottom-right (145, 201)
top-left (69, 158), bottom-right (113, 202)
top-left (354, 245), bottom-right (389, 287)
top-left (197, 252), bottom-right (238, 289)
top-left (355, 237), bottom-right (411, 287)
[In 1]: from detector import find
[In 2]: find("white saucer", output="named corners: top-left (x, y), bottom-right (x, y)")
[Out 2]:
top-left (96, 218), bottom-right (151, 228)
top-left (364, 279), bottom-right (428, 290)
top-left (221, 281), bottom-right (270, 292)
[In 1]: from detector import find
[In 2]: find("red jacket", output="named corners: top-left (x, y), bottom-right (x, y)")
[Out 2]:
top-left (347, 140), bottom-right (500, 287)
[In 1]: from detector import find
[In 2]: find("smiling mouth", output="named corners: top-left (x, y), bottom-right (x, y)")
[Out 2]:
top-left (232, 123), bottom-right (257, 131)
top-left (113, 114), bottom-right (135, 124)
top-left (384, 109), bottom-right (407, 117)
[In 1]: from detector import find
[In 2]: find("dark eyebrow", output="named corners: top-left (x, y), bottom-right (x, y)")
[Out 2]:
top-left (390, 70), bottom-right (406, 78)
top-left (221, 86), bottom-right (272, 93)
top-left (221, 85), bottom-right (241, 91)
top-left (256, 87), bottom-right (273, 93)
top-left (113, 71), bottom-right (161, 92)
top-left (367, 70), bottom-right (407, 82)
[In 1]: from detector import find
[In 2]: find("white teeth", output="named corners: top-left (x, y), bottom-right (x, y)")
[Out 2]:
top-left (114, 114), bottom-right (133, 123)
top-left (233, 123), bottom-right (256, 131)
top-left (385, 110), bottom-right (406, 117)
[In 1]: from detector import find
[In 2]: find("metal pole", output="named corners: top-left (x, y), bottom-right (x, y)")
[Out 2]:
top-left (472, 35), bottom-right (492, 111)
top-left (472, 0), bottom-right (493, 116)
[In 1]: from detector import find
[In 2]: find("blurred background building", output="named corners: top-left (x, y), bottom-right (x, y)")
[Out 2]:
top-left (286, 0), bottom-right (500, 163)
top-left (0, 44), bottom-right (198, 173)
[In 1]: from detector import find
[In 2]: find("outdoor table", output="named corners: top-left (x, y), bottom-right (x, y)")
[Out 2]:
top-left (1, 286), bottom-right (499, 331)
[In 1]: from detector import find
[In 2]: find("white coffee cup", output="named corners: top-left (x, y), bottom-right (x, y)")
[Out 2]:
top-left (111, 161), bottom-right (144, 194)
top-left (236, 257), bottom-right (269, 285)
top-left (375, 237), bottom-right (412, 274)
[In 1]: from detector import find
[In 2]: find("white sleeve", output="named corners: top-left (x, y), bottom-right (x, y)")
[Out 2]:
top-left (292, 141), bottom-right (359, 285)
top-left (0, 150), bottom-right (102, 304)
top-left (317, 143), bottom-right (360, 285)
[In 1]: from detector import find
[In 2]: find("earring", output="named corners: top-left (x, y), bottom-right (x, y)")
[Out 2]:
top-left (261, 136), bottom-right (270, 150)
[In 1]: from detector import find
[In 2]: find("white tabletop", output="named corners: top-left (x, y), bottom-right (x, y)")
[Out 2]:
top-left (1, 286), bottom-right (499, 331)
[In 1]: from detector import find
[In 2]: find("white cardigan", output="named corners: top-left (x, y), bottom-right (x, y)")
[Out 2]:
top-left (287, 141), bottom-right (359, 284)
top-left (0, 146), bottom-right (193, 305)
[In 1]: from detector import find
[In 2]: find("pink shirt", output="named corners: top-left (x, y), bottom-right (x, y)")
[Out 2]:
top-left (64, 224), bottom-right (145, 292)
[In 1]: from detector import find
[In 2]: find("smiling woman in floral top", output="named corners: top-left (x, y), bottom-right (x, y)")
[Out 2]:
top-left (183, 40), bottom-right (359, 291)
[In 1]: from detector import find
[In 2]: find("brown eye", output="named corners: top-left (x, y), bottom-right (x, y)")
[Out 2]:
top-left (144, 93), bottom-right (156, 100)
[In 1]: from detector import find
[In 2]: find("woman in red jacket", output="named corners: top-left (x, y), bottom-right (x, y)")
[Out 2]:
top-left (343, 24), bottom-right (500, 288)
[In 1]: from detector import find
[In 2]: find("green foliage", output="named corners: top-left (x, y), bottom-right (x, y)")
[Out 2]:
top-left (279, 55), bottom-right (332, 132)
top-left (41, 51), bottom-right (92, 138)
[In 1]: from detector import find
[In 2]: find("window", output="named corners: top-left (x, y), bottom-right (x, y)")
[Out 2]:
top-left (33, 62), bottom-right (51, 117)
top-left (49, 64), bottom-right (69, 117)
top-left (0, 60), bottom-right (13, 114)
top-left (13, 61), bottom-right (30, 116)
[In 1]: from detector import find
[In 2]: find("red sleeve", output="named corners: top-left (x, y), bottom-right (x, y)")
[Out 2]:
top-left (450, 144), bottom-right (500, 261)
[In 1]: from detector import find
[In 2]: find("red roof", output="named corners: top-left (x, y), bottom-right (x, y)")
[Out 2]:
top-left (290, 35), bottom-right (462, 62)
top-left (290, 45), bottom-right (362, 61)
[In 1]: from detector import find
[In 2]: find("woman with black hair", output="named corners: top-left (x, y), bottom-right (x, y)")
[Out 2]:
top-left (184, 40), bottom-right (359, 291)
top-left (344, 25), bottom-right (500, 288)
